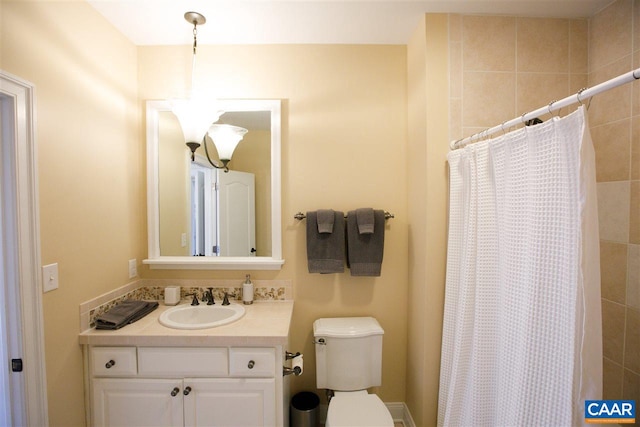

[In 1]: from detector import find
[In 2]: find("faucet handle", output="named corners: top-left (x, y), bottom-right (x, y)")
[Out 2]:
top-left (222, 292), bottom-right (230, 306)
top-left (187, 293), bottom-right (199, 306)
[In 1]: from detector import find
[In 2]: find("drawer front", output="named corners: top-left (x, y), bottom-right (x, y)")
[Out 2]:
top-left (138, 347), bottom-right (228, 377)
top-left (229, 347), bottom-right (275, 377)
top-left (91, 347), bottom-right (137, 376)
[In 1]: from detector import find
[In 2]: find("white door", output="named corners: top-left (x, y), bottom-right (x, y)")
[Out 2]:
top-left (92, 378), bottom-right (184, 427)
top-left (183, 378), bottom-right (276, 427)
top-left (217, 170), bottom-right (256, 256)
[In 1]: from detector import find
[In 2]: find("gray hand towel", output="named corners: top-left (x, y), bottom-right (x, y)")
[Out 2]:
top-left (356, 208), bottom-right (375, 234)
top-left (317, 209), bottom-right (335, 233)
top-left (306, 210), bottom-right (345, 274)
top-left (346, 209), bottom-right (385, 276)
top-left (95, 300), bottom-right (159, 330)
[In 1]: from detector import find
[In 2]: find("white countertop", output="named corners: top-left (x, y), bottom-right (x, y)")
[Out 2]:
top-left (79, 301), bottom-right (294, 347)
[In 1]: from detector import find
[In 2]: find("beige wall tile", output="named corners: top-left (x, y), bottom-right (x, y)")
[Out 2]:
top-left (450, 98), bottom-right (462, 141)
top-left (623, 368), bottom-right (640, 401)
top-left (449, 14), bottom-right (461, 43)
top-left (634, 0), bottom-right (640, 60)
top-left (589, 0), bottom-right (633, 72)
top-left (463, 16), bottom-right (516, 72)
top-left (632, 117), bottom-right (639, 180)
top-left (463, 71), bottom-right (516, 127)
top-left (630, 181), bottom-right (640, 244)
top-left (450, 41), bottom-right (462, 98)
top-left (569, 19), bottom-right (588, 74)
top-left (624, 307), bottom-right (640, 373)
top-left (603, 358), bottom-right (624, 399)
top-left (517, 18), bottom-right (569, 73)
top-left (633, 52), bottom-right (639, 117)
top-left (589, 55), bottom-right (633, 127)
top-left (602, 299), bottom-right (626, 363)
top-left (516, 73), bottom-right (569, 117)
top-left (628, 244), bottom-right (640, 311)
top-left (597, 181), bottom-right (630, 242)
top-left (590, 120), bottom-right (631, 182)
top-left (601, 241), bottom-right (628, 303)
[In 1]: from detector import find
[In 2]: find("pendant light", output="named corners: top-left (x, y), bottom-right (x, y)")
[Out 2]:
top-left (172, 12), bottom-right (247, 173)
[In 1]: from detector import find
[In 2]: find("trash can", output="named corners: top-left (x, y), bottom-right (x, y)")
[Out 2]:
top-left (290, 391), bottom-right (319, 427)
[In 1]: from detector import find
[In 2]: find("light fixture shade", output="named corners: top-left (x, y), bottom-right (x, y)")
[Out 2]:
top-left (171, 98), bottom-right (224, 144)
top-left (208, 124), bottom-right (248, 161)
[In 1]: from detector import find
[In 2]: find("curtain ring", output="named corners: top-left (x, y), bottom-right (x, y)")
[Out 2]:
top-left (501, 121), bottom-right (507, 134)
top-left (577, 87), bottom-right (593, 110)
top-left (577, 87), bottom-right (587, 105)
top-left (548, 100), bottom-right (557, 116)
top-left (521, 112), bottom-right (529, 124)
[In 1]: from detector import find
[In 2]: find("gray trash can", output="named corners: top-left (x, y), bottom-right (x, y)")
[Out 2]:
top-left (290, 391), bottom-right (319, 427)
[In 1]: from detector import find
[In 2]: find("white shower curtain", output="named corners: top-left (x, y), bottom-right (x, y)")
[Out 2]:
top-left (438, 106), bottom-right (602, 427)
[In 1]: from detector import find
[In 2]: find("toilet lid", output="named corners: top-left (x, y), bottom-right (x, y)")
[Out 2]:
top-left (326, 392), bottom-right (394, 427)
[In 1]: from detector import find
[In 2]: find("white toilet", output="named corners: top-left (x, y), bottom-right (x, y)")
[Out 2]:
top-left (313, 317), bottom-right (394, 427)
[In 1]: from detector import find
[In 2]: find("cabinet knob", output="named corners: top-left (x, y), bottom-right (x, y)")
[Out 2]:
top-left (105, 360), bottom-right (115, 369)
top-left (248, 360), bottom-right (255, 369)
top-left (183, 386), bottom-right (192, 396)
top-left (171, 387), bottom-right (180, 397)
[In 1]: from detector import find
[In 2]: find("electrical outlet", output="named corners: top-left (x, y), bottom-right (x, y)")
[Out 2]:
top-left (128, 259), bottom-right (137, 279)
top-left (42, 263), bottom-right (59, 292)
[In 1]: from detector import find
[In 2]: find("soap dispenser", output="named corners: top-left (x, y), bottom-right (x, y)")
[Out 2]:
top-left (242, 274), bottom-right (254, 305)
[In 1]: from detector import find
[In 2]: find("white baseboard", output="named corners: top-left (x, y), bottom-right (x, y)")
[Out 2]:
top-left (386, 402), bottom-right (416, 427)
top-left (317, 401), bottom-right (416, 426)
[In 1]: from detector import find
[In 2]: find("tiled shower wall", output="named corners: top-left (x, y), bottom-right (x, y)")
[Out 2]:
top-left (590, 0), bottom-right (639, 403)
top-left (449, 0), bottom-right (639, 403)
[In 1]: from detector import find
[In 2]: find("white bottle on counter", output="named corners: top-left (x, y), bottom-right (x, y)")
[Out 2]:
top-left (242, 274), bottom-right (254, 305)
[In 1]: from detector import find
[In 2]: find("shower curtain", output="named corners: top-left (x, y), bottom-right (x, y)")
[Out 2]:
top-left (438, 106), bottom-right (602, 426)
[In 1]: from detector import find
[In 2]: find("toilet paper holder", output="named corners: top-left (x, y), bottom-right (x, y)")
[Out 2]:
top-left (283, 351), bottom-right (303, 376)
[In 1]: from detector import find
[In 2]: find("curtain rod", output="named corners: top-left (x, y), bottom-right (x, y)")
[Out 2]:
top-left (450, 67), bottom-right (640, 150)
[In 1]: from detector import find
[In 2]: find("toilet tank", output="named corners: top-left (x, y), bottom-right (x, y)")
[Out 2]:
top-left (313, 317), bottom-right (384, 391)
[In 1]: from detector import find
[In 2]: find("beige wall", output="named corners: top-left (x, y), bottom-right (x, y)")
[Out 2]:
top-left (1, 1), bottom-right (143, 425)
top-left (590, 0), bottom-right (640, 403)
top-left (406, 14), bottom-right (449, 427)
top-left (138, 44), bottom-right (410, 402)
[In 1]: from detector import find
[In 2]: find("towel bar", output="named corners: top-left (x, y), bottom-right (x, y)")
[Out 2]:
top-left (294, 211), bottom-right (395, 220)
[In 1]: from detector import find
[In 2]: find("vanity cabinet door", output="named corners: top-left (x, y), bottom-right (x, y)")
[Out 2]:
top-left (183, 378), bottom-right (276, 427)
top-left (92, 378), bottom-right (183, 427)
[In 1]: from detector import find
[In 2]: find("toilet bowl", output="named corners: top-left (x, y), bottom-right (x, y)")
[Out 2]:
top-left (326, 391), bottom-right (394, 427)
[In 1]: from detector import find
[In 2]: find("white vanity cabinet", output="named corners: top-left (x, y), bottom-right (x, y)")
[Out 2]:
top-left (88, 346), bottom-right (281, 427)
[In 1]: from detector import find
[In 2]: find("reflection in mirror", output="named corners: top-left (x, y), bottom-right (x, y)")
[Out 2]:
top-left (145, 99), bottom-right (283, 270)
top-left (158, 111), bottom-right (270, 257)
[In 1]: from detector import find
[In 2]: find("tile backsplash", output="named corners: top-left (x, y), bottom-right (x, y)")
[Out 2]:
top-left (80, 278), bottom-right (292, 331)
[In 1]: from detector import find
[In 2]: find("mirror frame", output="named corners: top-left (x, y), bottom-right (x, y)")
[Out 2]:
top-left (143, 99), bottom-right (284, 270)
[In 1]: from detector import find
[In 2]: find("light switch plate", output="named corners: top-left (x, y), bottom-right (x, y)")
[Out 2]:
top-left (42, 263), bottom-right (59, 292)
top-left (128, 259), bottom-right (137, 279)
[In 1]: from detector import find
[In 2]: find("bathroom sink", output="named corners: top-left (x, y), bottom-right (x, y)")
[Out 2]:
top-left (159, 303), bottom-right (245, 330)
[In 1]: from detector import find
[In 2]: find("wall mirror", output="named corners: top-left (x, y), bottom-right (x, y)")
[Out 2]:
top-left (144, 99), bottom-right (283, 270)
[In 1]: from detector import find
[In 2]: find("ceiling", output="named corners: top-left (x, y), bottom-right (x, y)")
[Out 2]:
top-left (87, 0), bottom-right (612, 46)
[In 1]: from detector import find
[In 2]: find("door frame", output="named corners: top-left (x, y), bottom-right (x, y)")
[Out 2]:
top-left (0, 70), bottom-right (49, 426)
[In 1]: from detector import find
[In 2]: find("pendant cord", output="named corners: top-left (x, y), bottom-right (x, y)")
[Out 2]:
top-left (191, 23), bottom-right (198, 92)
